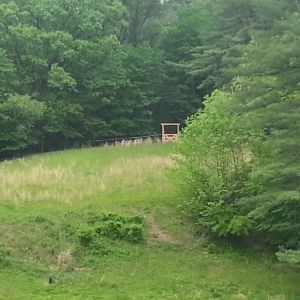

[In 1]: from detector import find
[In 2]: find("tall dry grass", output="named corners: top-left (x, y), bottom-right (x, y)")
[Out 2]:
top-left (0, 154), bottom-right (172, 205)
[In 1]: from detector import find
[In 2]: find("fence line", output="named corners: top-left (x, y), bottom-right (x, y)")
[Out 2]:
top-left (91, 134), bottom-right (161, 143)
top-left (0, 134), bottom-right (163, 161)
top-left (65, 133), bottom-right (162, 149)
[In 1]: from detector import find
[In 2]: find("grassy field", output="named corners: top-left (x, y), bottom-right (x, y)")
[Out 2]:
top-left (0, 143), bottom-right (299, 300)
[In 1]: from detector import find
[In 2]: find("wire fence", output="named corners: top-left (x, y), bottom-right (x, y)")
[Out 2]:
top-left (0, 134), bottom-right (163, 161)
top-left (87, 134), bottom-right (162, 147)
top-left (51, 133), bottom-right (163, 152)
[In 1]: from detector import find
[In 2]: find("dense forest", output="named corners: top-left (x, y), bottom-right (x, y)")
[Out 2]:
top-left (0, 0), bottom-right (294, 153)
top-left (0, 0), bottom-right (298, 153)
top-left (0, 0), bottom-right (198, 155)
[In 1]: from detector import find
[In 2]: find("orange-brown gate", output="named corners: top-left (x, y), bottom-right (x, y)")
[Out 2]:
top-left (161, 123), bottom-right (180, 143)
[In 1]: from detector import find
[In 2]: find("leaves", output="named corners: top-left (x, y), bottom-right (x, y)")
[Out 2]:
top-left (48, 64), bottom-right (77, 90)
top-left (0, 95), bottom-right (46, 152)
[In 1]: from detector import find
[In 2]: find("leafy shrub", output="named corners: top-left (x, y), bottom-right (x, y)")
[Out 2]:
top-left (77, 225), bottom-right (95, 246)
top-left (75, 212), bottom-right (144, 246)
top-left (175, 91), bottom-right (257, 236)
top-left (122, 224), bottom-right (144, 243)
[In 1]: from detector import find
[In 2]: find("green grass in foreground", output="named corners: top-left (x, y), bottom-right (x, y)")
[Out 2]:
top-left (0, 143), bottom-right (299, 300)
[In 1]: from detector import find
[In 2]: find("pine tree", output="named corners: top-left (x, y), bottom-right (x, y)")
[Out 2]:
top-left (230, 10), bottom-right (300, 247)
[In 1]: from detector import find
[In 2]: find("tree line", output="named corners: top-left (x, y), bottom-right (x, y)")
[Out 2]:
top-left (4, 0), bottom-right (293, 155)
top-left (173, 0), bottom-right (300, 260)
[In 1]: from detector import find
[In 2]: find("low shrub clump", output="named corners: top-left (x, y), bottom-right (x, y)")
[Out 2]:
top-left (74, 212), bottom-right (144, 246)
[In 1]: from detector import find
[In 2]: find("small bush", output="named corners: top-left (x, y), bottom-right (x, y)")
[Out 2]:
top-left (75, 212), bottom-right (144, 247)
top-left (121, 224), bottom-right (144, 243)
top-left (77, 225), bottom-right (95, 246)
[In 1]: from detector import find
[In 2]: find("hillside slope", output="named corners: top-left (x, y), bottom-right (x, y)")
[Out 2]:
top-left (0, 143), bottom-right (299, 300)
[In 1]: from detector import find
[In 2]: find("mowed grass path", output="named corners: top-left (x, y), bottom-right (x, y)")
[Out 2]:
top-left (0, 143), bottom-right (299, 300)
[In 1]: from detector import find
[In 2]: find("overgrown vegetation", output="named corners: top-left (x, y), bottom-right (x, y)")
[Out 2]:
top-left (174, 0), bottom-right (300, 257)
top-left (75, 212), bottom-right (144, 245)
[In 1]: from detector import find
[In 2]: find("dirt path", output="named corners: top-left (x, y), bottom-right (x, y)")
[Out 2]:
top-left (146, 215), bottom-right (177, 243)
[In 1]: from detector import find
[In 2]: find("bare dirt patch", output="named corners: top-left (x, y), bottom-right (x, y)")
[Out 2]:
top-left (146, 215), bottom-right (177, 243)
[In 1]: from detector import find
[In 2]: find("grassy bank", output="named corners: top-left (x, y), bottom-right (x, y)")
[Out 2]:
top-left (0, 143), bottom-right (299, 299)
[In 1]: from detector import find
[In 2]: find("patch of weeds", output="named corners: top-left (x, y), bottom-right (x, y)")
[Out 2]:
top-left (52, 211), bottom-right (146, 260)
top-left (75, 225), bottom-right (112, 256)
top-left (94, 221), bottom-right (143, 243)
top-left (32, 215), bottom-right (50, 224)
top-left (56, 249), bottom-right (74, 270)
top-left (0, 244), bottom-right (10, 267)
top-left (276, 249), bottom-right (300, 265)
top-left (9, 211), bottom-right (144, 266)
top-left (75, 212), bottom-right (145, 244)
top-left (77, 224), bottom-right (95, 246)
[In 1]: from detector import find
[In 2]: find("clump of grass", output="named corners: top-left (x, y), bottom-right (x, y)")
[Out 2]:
top-left (0, 244), bottom-right (10, 267)
top-left (57, 249), bottom-right (73, 270)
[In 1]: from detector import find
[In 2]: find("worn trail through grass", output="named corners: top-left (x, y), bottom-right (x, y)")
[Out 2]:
top-left (0, 143), bottom-right (299, 300)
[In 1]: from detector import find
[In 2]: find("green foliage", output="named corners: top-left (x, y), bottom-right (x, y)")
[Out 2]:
top-left (174, 1), bottom-right (300, 251)
top-left (73, 212), bottom-right (144, 248)
top-left (121, 0), bottom-right (162, 46)
top-left (229, 11), bottom-right (300, 248)
top-left (0, 50), bottom-right (16, 95)
top-left (48, 64), bottom-right (77, 90)
top-left (276, 249), bottom-right (300, 265)
top-left (0, 95), bottom-right (46, 153)
top-left (175, 91), bottom-right (257, 236)
top-left (77, 224), bottom-right (95, 246)
top-left (0, 0), bottom-right (166, 153)
top-left (0, 0), bottom-right (298, 158)
top-left (0, 0), bottom-right (298, 263)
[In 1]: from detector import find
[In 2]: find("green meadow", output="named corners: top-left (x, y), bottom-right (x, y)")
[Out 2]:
top-left (0, 143), bottom-right (299, 300)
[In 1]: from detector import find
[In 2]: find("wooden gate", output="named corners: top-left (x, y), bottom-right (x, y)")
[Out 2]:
top-left (161, 123), bottom-right (180, 143)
